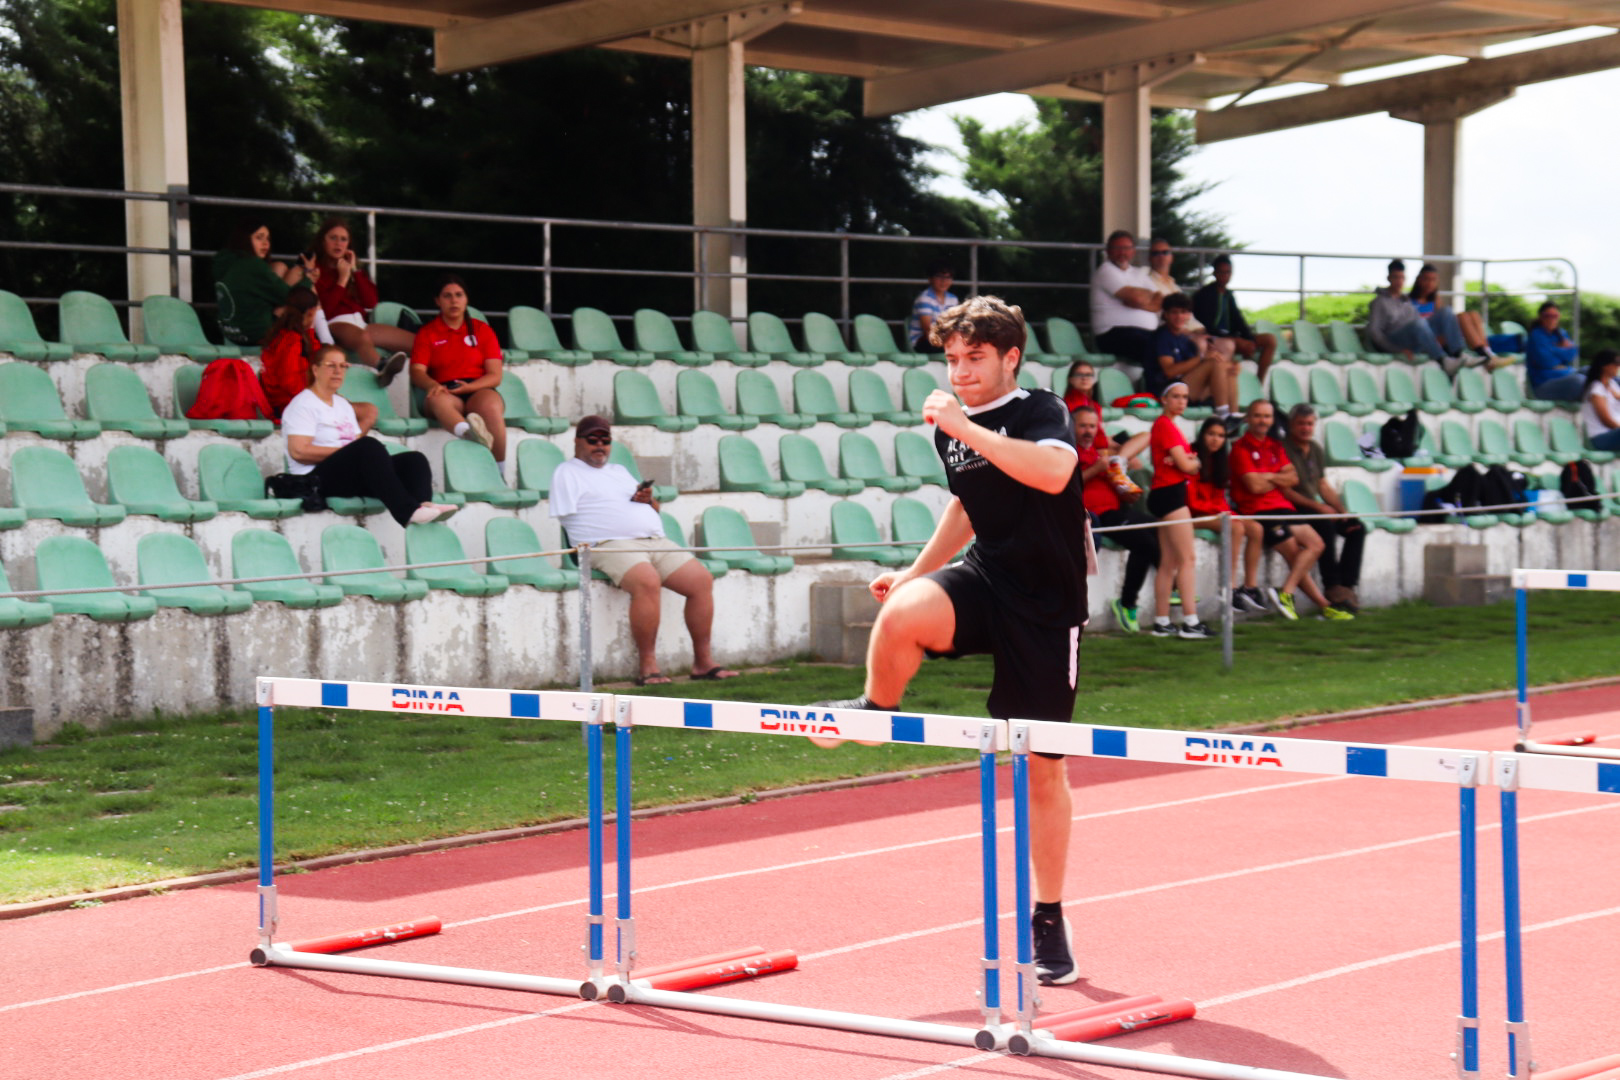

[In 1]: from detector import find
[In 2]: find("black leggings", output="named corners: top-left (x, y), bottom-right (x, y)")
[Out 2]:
top-left (311, 439), bottom-right (431, 526)
top-left (1096, 507), bottom-right (1159, 609)
top-left (1297, 509), bottom-right (1365, 589)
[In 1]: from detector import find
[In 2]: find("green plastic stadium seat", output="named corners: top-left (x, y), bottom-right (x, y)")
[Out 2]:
top-left (736, 370), bottom-right (814, 428)
top-left (508, 306), bottom-right (592, 365)
top-left (719, 435), bottom-right (804, 497)
top-left (379, 441), bottom-right (464, 507)
top-left (0, 364), bottom-right (101, 439)
top-left (231, 530), bottom-right (343, 608)
top-left (1547, 414), bottom-right (1616, 464)
top-left (1292, 321), bottom-right (1355, 364)
top-left (1253, 319), bottom-right (1294, 360)
top-left (12, 447), bottom-right (127, 525)
top-left (1474, 417), bottom-right (1522, 465)
top-left (691, 311), bottom-right (771, 366)
top-left (0, 497), bottom-right (22, 530)
top-left (678, 369), bottom-right (758, 430)
top-left (1340, 478), bottom-right (1414, 534)
top-left (1512, 418), bottom-right (1565, 465)
top-left (1236, 370), bottom-right (1265, 412)
top-left (515, 438), bottom-right (565, 499)
top-left (894, 429), bottom-right (948, 487)
top-left (571, 307), bottom-right (653, 365)
top-left (497, 371), bottom-right (566, 434)
top-left (1431, 419), bottom-right (1474, 468)
top-left (558, 523), bottom-right (613, 580)
top-left (1096, 368), bottom-right (1136, 421)
top-left (840, 431), bottom-right (921, 492)
top-left (1454, 367), bottom-right (1494, 414)
top-left (196, 444), bottom-right (302, 518)
top-left (1571, 472), bottom-right (1613, 523)
top-left (341, 366), bottom-right (426, 436)
top-left (1328, 320), bottom-right (1395, 364)
top-left (443, 440), bottom-right (539, 507)
top-left (1421, 366), bottom-right (1480, 415)
top-left (1017, 369), bottom-right (1041, 391)
top-left (1350, 368), bottom-right (1410, 415)
top-left (614, 369), bottom-right (698, 432)
top-left (172, 365), bottom-right (273, 437)
top-left (404, 522), bottom-right (508, 596)
top-left (607, 442), bottom-right (677, 503)
top-left (0, 291), bottom-right (73, 361)
top-left (1019, 325), bottom-right (1071, 369)
top-left (1382, 366), bottom-right (1440, 416)
top-left (321, 525), bottom-right (428, 602)
top-left (137, 532), bottom-right (252, 615)
top-left (699, 506), bottom-right (793, 574)
top-left (1268, 368), bottom-right (1327, 418)
top-left (1046, 318), bottom-right (1105, 365)
top-left (852, 314), bottom-right (926, 367)
top-left (748, 312), bottom-right (822, 366)
top-left (1484, 418), bottom-right (1543, 467)
top-left (58, 290), bottom-right (159, 361)
top-left (141, 296), bottom-right (242, 361)
top-left (632, 309), bottom-right (712, 366)
top-left (778, 433), bottom-right (861, 494)
top-left (1521, 474), bottom-right (1573, 525)
top-left (106, 446), bottom-right (218, 522)
top-left (889, 496), bottom-right (934, 560)
top-left (1440, 419), bottom-right (1502, 466)
top-left (831, 500), bottom-right (908, 565)
top-left (0, 560), bottom-right (54, 628)
top-left (794, 369), bottom-right (868, 428)
top-left (1323, 419), bottom-right (1392, 471)
top-left (660, 512), bottom-right (727, 578)
top-left (1491, 368), bottom-right (1554, 414)
top-left (485, 518), bottom-right (575, 591)
top-left (35, 536), bottom-right (158, 622)
top-left (902, 368), bottom-right (943, 414)
top-left (84, 363), bottom-right (189, 439)
top-left (802, 312), bottom-right (878, 366)
top-left (370, 301), bottom-right (422, 335)
top-left (1310, 368), bottom-right (1371, 417)
top-left (848, 369), bottom-right (920, 425)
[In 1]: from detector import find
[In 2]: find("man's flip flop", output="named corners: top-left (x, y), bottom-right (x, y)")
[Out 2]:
top-left (634, 672), bottom-right (672, 686)
top-left (690, 667), bottom-right (740, 681)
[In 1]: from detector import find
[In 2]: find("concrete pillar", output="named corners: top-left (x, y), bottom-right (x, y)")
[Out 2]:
top-left (118, 0), bottom-right (191, 326)
top-left (1101, 83), bottom-right (1151, 242)
top-left (691, 32), bottom-right (747, 323)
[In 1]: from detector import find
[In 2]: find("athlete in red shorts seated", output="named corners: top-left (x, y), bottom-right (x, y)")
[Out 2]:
top-left (815, 295), bottom-right (1091, 986)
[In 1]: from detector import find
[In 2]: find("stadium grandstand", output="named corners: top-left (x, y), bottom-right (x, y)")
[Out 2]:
top-left (4, 0), bottom-right (1620, 733)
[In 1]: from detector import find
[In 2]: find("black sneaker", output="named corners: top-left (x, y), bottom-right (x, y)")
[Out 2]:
top-left (811, 695), bottom-right (883, 711)
top-left (1178, 620), bottom-right (1214, 639)
top-left (1032, 912), bottom-right (1078, 986)
top-left (377, 350), bottom-right (408, 387)
top-left (1231, 587), bottom-right (1264, 614)
top-left (1149, 621), bottom-right (1177, 638)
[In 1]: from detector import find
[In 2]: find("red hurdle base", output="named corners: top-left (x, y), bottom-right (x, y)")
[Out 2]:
top-left (1535, 1053), bottom-right (1620, 1080)
top-left (250, 917), bottom-right (441, 964)
top-left (1008, 993), bottom-right (1195, 1054)
top-left (1542, 731), bottom-right (1599, 746)
top-left (608, 947), bottom-right (797, 1000)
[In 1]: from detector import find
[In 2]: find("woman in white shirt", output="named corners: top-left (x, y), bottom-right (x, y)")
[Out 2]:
top-left (1578, 350), bottom-right (1620, 453)
top-left (282, 346), bottom-right (458, 526)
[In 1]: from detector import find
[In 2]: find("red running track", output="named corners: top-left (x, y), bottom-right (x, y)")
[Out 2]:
top-left (3, 686), bottom-right (1619, 1080)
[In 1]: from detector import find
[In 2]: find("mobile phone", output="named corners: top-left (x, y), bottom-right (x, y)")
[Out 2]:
top-left (636, 479), bottom-right (655, 491)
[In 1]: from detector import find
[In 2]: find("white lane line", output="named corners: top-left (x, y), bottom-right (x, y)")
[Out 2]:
top-left (870, 1052), bottom-right (1004, 1080)
top-left (0, 962), bottom-right (249, 1014)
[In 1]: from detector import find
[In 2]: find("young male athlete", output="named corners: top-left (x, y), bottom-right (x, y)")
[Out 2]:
top-left (819, 295), bottom-right (1090, 985)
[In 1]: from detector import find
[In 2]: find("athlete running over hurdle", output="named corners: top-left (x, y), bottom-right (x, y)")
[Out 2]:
top-left (817, 295), bottom-right (1091, 986)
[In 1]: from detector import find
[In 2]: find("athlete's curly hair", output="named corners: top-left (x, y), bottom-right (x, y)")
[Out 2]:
top-left (929, 295), bottom-right (1027, 365)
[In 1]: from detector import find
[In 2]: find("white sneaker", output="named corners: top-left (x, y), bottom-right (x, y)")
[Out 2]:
top-left (465, 413), bottom-right (495, 451)
top-left (410, 503), bottom-right (459, 524)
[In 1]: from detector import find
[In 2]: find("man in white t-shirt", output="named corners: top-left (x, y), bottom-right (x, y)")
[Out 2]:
top-left (550, 415), bottom-right (738, 686)
top-left (1089, 230), bottom-right (1162, 367)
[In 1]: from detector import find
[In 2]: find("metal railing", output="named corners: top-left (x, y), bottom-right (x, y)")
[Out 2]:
top-left (0, 183), bottom-right (1581, 340)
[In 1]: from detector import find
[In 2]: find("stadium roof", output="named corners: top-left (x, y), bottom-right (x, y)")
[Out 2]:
top-left (200, 0), bottom-right (1620, 120)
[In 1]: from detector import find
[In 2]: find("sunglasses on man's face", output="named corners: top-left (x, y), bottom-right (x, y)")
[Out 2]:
top-left (1150, 249), bottom-right (1172, 257)
top-left (582, 434), bottom-right (612, 446)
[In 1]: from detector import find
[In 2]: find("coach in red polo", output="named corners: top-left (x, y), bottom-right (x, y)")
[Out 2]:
top-left (1228, 400), bottom-right (1336, 621)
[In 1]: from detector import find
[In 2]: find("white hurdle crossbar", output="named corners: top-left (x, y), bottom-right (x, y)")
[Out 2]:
top-left (1512, 568), bottom-right (1620, 761)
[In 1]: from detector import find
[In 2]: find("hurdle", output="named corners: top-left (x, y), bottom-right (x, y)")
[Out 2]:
top-left (1004, 718), bottom-right (1485, 1080)
top-left (1492, 751), bottom-right (1620, 1078)
top-left (249, 677), bottom-right (604, 998)
top-left (1512, 569), bottom-right (1620, 760)
top-left (602, 694), bottom-right (1014, 1048)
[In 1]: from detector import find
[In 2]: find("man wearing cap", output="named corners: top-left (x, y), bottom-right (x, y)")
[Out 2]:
top-left (549, 415), bottom-right (739, 686)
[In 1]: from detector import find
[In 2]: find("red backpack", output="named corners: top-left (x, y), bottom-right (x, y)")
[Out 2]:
top-left (187, 356), bottom-right (274, 423)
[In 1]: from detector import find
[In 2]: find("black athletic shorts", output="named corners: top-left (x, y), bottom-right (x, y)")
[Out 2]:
top-left (1146, 480), bottom-right (1188, 519)
top-left (924, 562), bottom-right (1082, 759)
top-left (1251, 508), bottom-right (1299, 548)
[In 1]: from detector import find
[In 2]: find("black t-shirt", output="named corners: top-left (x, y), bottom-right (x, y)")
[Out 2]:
top-left (934, 387), bottom-right (1089, 627)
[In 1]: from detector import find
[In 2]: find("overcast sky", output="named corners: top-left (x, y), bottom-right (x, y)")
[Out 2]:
top-left (895, 28), bottom-right (1618, 311)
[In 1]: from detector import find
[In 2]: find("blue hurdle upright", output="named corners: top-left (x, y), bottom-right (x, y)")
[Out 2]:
top-left (1512, 568), bottom-right (1620, 760)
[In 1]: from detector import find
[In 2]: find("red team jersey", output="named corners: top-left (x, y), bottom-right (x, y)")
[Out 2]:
top-left (1149, 414), bottom-right (1192, 489)
top-left (1228, 432), bottom-right (1294, 514)
top-left (411, 317), bottom-right (502, 384)
top-left (1078, 426), bottom-right (1118, 515)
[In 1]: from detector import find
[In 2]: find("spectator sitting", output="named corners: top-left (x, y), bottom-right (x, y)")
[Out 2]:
top-left (1366, 259), bottom-right (1449, 368)
top-left (907, 262), bottom-right (959, 354)
top-left (1280, 404), bottom-right (1363, 616)
top-left (1228, 399), bottom-right (1347, 621)
top-left (1186, 417), bottom-right (1268, 614)
top-left (214, 218), bottom-right (333, 349)
top-left (1090, 230), bottom-right (1162, 367)
top-left (1525, 301), bottom-right (1585, 401)
top-left (1578, 349), bottom-right (1620, 453)
top-left (410, 274), bottom-right (509, 478)
top-left (308, 217), bottom-right (413, 385)
top-left (1062, 359), bottom-right (1099, 412)
top-left (281, 345), bottom-right (456, 527)
top-left (1073, 404), bottom-right (1154, 633)
top-left (1192, 254), bottom-right (1277, 381)
top-left (1409, 263), bottom-right (1496, 365)
top-left (260, 287), bottom-right (374, 426)
top-left (1151, 293), bottom-right (1238, 424)
top-left (1144, 382), bottom-right (1212, 639)
top-left (1145, 239), bottom-right (1227, 363)
top-left (549, 415), bottom-right (739, 686)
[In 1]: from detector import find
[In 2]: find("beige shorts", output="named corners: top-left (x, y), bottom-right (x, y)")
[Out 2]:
top-left (588, 537), bottom-right (695, 587)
